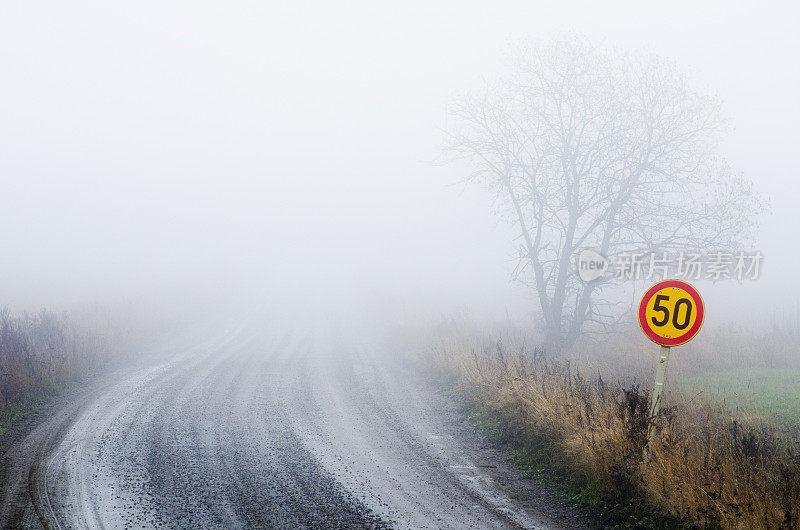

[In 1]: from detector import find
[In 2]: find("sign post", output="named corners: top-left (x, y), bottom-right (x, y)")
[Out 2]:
top-left (638, 279), bottom-right (704, 461)
top-left (645, 344), bottom-right (671, 459)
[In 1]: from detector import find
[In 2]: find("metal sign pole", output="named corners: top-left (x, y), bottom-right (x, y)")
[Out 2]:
top-left (644, 345), bottom-right (671, 461)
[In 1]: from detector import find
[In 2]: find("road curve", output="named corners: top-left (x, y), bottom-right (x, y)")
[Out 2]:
top-left (0, 320), bottom-right (588, 529)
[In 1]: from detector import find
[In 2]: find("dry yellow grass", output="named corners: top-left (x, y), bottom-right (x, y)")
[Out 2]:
top-left (425, 326), bottom-right (800, 529)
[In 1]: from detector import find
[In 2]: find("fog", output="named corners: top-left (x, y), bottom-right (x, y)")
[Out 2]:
top-left (1, 1), bottom-right (799, 327)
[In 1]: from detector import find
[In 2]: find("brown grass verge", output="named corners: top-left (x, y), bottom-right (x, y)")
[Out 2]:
top-left (425, 325), bottom-right (800, 529)
top-left (0, 307), bottom-right (128, 422)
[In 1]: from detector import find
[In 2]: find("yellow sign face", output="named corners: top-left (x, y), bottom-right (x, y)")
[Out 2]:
top-left (638, 279), bottom-right (705, 346)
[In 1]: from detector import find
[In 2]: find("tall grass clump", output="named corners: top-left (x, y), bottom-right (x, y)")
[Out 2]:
top-left (0, 308), bottom-right (117, 427)
top-left (427, 326), bottom-right (800, 529)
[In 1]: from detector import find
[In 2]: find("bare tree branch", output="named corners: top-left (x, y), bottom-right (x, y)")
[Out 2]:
top-left (445, 38), bottom-right (762, 352)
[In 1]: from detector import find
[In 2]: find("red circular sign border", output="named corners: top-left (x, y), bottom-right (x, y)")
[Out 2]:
top-left (638, 279), bottom-right (705, 347)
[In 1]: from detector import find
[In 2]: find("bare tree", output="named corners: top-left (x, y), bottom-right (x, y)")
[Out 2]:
top-left (447, 39), bottom-right (760, 352)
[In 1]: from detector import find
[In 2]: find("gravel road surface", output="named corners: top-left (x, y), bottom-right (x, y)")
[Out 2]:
top-left (0, 320), bottom-right (589, 529)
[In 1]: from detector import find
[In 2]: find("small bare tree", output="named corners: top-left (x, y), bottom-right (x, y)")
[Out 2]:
top-left (447, 39), bottom-right (760, 352)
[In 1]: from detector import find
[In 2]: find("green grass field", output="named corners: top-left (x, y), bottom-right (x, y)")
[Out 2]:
top-left (682, 367), bottom-right (800, 424)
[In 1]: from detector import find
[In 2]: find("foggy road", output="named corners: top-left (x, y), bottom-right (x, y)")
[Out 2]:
top-left (0, 322), bottom-right (586, 529)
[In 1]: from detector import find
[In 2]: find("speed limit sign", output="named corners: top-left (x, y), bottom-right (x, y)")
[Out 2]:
top-left (638, 279), bottom-right (704, 460)
top-left (638, 279), bottom-right (705, 346)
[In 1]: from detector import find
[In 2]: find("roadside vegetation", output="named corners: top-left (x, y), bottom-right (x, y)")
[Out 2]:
top-left (0, 306), bottom-right (145, 435)
top-left (422, 320), bottom-right (800, 529)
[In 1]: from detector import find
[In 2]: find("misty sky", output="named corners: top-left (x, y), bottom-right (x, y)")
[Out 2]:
top-left (1, 1), bottom-right (798, 325)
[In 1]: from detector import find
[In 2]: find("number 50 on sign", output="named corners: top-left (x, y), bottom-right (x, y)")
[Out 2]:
top-left (638, 279), bottom-right (704, 346)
